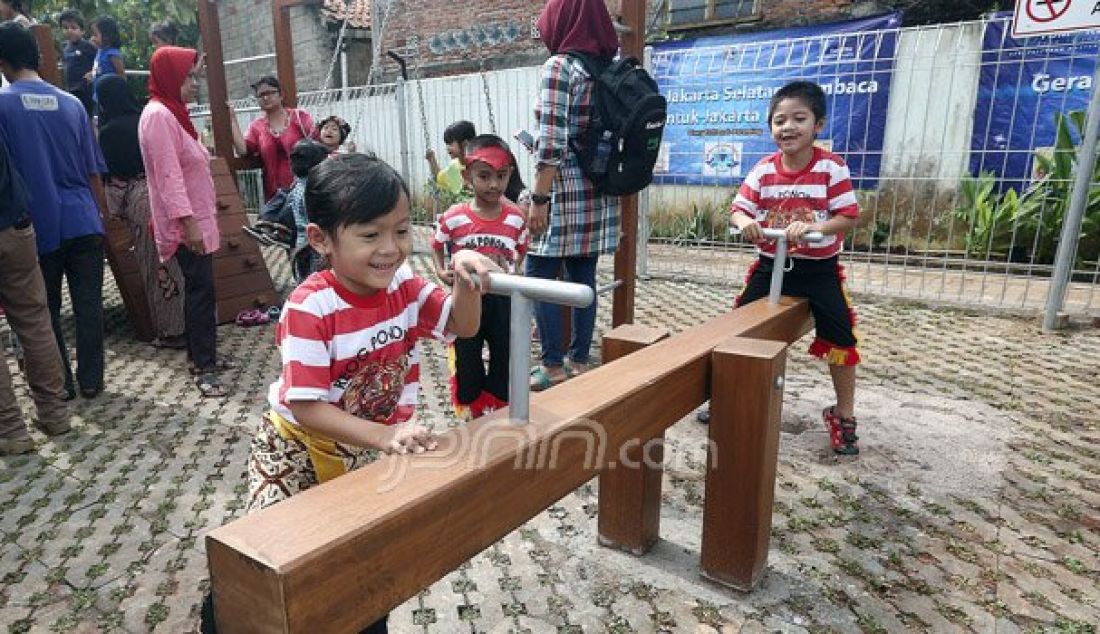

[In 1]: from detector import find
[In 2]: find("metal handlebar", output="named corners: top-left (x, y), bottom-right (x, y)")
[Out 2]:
top-left (471, 273), bottom-right (595, 424)
top-left (478, 272), bottom-right (594, 307)
top-left (731, 227), bottom-right (830, 304)
top-left (730, 226), bottom-right (826, 243)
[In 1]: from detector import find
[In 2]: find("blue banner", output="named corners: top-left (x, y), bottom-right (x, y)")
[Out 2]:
top-left (650, 13), bottom-right (900, 187)
top-left (970, 13), bottom-right (1099, 188)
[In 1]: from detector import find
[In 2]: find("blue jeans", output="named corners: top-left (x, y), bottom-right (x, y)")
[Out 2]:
top-left (525, 254), bottom-right (598, 367)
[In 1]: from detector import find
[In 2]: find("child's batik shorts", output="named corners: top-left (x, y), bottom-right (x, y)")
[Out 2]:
top-left (247, 411), bottom-right (381, 511)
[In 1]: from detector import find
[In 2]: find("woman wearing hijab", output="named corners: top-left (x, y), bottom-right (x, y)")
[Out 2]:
top-left (526, 0), bottom-right (621, 391)
top-left (138, 47), bottom-right (227, 398)
top-left (226, 75), bottom-right (316, 201)
top-left (97, 75), bottom-right (186, 350)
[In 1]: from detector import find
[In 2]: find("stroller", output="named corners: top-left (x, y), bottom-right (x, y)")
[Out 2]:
top-left (244, 139), bottom-right (331, 283)
top-left (244, 184), bottom-right (321, 283)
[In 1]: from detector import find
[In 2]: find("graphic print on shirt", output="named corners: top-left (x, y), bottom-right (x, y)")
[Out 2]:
top-left (338, 353), bottom-right (409, 422)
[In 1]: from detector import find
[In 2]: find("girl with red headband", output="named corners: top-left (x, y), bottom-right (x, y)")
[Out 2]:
top-left (431, 135), bottom-right (529, 419)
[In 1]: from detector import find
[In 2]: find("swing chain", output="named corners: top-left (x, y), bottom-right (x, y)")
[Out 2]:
top-left (478, 58), bottom-right (497, 135)
top-left (409, 39), bottom-right (432, 155)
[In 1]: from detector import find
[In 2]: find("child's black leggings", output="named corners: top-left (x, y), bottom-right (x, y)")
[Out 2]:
top-left (454, 294), bottom-right (511, 404)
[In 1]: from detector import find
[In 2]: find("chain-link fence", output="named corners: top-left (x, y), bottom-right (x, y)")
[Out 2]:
top-left (644, 14), bottom-right (1100, 316)
top-left (193, 13), bottom-right (1100, 316)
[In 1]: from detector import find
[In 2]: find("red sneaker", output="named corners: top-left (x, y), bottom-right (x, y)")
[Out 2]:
top-left (823, 406), bottom-right (859, 455)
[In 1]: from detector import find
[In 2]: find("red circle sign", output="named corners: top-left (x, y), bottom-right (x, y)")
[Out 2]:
top-left (1026, 0), bottom-right (1072, 23)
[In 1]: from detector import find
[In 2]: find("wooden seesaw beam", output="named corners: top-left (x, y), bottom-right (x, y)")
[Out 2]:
top-left (206, 298), bottom-right (812, 632)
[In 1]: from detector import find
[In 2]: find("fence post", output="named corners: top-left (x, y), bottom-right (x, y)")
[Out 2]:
top-left (395, 78), bottom-right (412, 187)
top-left (597, 324), bottom-right (670, 555)
top-left (1043, 60), bottom-right (1100, 331)
top-left (701, 337), bottom-right (787, 591)
top-left (638, 46), bottom-right (654, 279)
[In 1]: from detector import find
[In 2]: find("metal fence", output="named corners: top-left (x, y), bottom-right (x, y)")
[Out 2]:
top-left (644, 15), bottom-right (1100, 316)
top-left (190, 69), bottom-right (542, 218)
top-left (192, 14), bottom-right (1100, 316)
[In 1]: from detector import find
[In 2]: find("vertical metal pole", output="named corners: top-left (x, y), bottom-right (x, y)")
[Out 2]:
top-left (1043, 60), bottom-right (1100, 331)
top-left (638, 45), bottom-right (654, 279)
top-left (395, 78), bottom-right (412, 185)
top-left (768, 238), bottom-right (788, 305)
top-left (509, 291), bottom-right (532, 423)
top-left (340, 49), bottom-right (349, 102)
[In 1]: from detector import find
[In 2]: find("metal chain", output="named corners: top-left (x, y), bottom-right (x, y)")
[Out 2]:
top-left (478, 58), bottom-right (497, 134)
top-left (318, 1), bottom-right (352, 93)
top-left (399, 4), bottom-right (439, 209)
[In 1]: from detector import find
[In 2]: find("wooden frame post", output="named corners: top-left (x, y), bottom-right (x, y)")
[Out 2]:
top-left (612, 0), bottom-right (646, 327)
top-left (31, 25), bottom-right (61, 88)
top-left (597, 324), bottom-right (670, 554)
top-left (198, 0), bottom-right (236, 165)
top-left (272, 0), bottom-right (299, 107)
top-left (701, 338), bottom-right (787, 591)
top-left (271, 0), bottom-right (321, 109)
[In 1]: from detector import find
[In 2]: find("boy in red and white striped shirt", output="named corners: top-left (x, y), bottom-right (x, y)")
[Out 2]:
top-left (725, 80), bottom-right (862, 455)
top-left (431, 135), bottom-right (529, 419)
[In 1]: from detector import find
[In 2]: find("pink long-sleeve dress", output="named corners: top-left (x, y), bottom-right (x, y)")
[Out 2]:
top-left (138, 100), bottom-right (220, 262)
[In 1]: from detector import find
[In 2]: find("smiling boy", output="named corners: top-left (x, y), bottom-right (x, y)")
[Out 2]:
top-left (718, 80), bottom-right (863, 456)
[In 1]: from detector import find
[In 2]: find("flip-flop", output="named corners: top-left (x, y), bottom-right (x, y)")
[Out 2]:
top-left (235, 308), bottom-right (270, 327)
top-left (529, 365), bottom-right (571, 392)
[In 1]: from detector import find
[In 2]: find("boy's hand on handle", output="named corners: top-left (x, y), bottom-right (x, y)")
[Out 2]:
top-left (738, 218), bottom-right (765, 243)
top-left (784, 221), bottom-right (817, 244)
top-left (451, 250), bottom-right (502, 293)
top-left (384, 423), bottom-right (438, 455)
top-left (425, 148), bottom-right (436, 162)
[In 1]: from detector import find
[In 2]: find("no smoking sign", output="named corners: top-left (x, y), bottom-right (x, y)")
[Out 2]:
top-left (1014, 0), bottom-right (1100, 36)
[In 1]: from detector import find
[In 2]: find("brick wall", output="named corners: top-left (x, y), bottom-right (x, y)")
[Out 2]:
top-left (212, 0), bottom-right (889, 92)
top-left (376, 0), bottom-right (888, 79)
top-left (376, 0), bottom-right (620, 79)
top-left (753, 0), bottom-right (887, 29)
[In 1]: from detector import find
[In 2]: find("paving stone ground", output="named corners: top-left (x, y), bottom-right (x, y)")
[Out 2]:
top-left (0, 244), bottom-right (1098, 633)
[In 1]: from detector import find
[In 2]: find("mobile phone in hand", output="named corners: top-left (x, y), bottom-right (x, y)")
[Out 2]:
top-left (513, 129), bottom-right (535, 153)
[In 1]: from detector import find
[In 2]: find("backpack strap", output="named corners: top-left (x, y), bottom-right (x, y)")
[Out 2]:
top-left (564, 51), bottom-right (611, 79)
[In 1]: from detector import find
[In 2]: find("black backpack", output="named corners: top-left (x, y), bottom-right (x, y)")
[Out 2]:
top-left (567, 53), bottom-right (667, 196)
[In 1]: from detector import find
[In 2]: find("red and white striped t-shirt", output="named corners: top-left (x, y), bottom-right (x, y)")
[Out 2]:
top-left (267, 264), bottom-right (454, 427)
top-left (731, 147), bottom-right (860, 259)
top-left (431, 202), bottom-right (529, 272)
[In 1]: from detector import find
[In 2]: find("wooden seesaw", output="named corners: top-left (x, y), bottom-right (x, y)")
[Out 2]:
top-left (206, 233), bottom-right (821, 632)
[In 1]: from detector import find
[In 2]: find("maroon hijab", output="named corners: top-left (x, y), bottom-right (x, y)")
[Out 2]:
top-left (536, 0), bottom-right (619, 58)
top-left (148, 47), bottom-right (199, 140)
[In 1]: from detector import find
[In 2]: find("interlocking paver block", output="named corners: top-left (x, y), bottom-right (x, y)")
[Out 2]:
top-left (2, 244), bottom-right (1099, 630)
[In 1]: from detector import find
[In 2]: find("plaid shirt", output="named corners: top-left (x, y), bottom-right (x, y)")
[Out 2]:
top-left (532, 54), bottom-right (620, 258)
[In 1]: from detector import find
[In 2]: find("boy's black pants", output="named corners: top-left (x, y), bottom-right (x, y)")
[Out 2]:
top-left (454, 294), bottom-right (511, 404)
